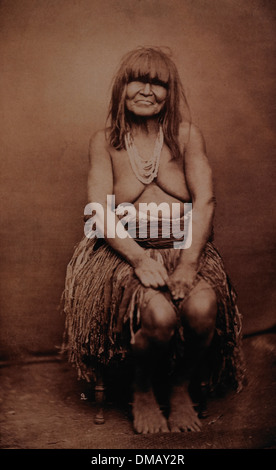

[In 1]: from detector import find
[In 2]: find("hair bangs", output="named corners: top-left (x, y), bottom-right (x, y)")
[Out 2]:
top-left (124, 49), bottom-right (170, 86)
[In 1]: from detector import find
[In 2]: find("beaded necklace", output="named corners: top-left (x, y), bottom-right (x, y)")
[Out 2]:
top-left (124, 126), bottom-right (164, 184)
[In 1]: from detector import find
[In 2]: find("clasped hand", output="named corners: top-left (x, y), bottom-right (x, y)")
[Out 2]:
top-left (166, 264), bottom-right (197, 300)
top-left (134, 256), bottom-right (197, 300)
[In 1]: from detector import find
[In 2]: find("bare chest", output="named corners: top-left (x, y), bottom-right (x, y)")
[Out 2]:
top-left (110, 145), bottom-right (191, 205)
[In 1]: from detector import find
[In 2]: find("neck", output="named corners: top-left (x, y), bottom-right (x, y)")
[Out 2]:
top-left (127, 113), bottom-right (161, 136)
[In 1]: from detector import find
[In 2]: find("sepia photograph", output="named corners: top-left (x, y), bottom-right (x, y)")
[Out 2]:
top-left (0, 0), bottom-right (275, 459)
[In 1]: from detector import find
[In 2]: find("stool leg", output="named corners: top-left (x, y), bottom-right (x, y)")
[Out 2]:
top-left (94, 369), bottom-right (106, 425)
top-left (198, 381), bottom-right (209, 418)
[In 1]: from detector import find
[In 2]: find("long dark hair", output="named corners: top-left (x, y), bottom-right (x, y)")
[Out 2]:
top-left (107, 46), bottom-right (191, 159)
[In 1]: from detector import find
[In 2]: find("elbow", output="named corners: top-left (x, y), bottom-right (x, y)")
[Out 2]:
top-left (193, 195), bottom-right (216, 212)
top-left (207, 195), bottom-right (216, 211)
top-left (191, 196), bottom-right (216, 225)
top-left (206, 197), bottom-right (216, 221)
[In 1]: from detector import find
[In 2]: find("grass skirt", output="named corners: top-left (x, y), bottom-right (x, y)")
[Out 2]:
top-left (61, 235), bottom-right (245, 393)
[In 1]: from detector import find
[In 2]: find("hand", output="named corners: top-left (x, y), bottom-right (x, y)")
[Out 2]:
top-left (167, 264), bottom-right (197, 300)
top-left (134, 255), bottom-right (168, 288)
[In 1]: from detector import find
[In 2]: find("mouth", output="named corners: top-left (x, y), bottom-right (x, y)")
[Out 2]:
top-left (135, 100), bottom-right (154, 105)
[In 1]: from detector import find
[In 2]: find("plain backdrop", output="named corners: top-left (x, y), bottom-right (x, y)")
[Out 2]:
top-left (0, 0), bottom-right (275, 359)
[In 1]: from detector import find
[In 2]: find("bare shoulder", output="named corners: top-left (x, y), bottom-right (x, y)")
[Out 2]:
top-left (177, 121), bottom-right (190, 149)
top-left (179, 121), bottom-right (205, 147)
top-left (177, 123), bottom-right (207, 173)
top-left (89, 127), bottom-right (110, 149)
top-left (185, 125), bottom-right (208, 165)
top-left (88, 128), bottom-right (111, 162)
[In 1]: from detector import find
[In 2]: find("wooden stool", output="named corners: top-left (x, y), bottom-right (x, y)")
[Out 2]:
top-left (94, 368), bottom-right (106, 425)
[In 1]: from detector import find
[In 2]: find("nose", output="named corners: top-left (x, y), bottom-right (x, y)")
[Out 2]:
top-left (140, 83), bottom-right (152, 96)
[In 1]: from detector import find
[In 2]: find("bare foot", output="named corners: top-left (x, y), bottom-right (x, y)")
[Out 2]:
top-left (132, 387), bottom-right (169, 434)
top-left (168, 382), bottom-right (202, 432)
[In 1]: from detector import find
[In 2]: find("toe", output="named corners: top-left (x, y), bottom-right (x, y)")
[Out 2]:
top-left (170, 425), bottom-right (181, 433)
top-left (160, 422), bottom-right (169, 433)
top-left (187, 424), bottom-right (197, 432)
top-left (134, 417), bottom-right (145, 434)
top-left (194, 423), bottom-right (202, 431)
top-left (134, 422), bottom-right (142, 434)
top-left (194, 417), bottom-right (202, 428)
top-left (180, 424), bottom-right (189, 432)
top-left (168, 420), bottom-right (181, 432)
top-left (142, 420), bottom-right (150, 434)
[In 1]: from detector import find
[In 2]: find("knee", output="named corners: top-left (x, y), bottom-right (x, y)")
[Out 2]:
top-left (183, 290), bottom-right (217, 339)
top-left (142, 295), bottom-right (177, 344)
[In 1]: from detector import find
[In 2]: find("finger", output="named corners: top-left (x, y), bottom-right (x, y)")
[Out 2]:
top-left (167, 283), bottom-right (175, 295)
top-left (140, 278), bottom-right (151, 287)
top-left (170, 288), bottom-right (178, 299)
top-left (156, 266), bottom-right (168, 284)
top-left (166, 278), bottom-right (175, 290)
top-left (174, 290), bottom-right (186, 300)
top-left (146, 274), bottom-right (160, 289)
top-left (171, 286), bottom-right (182, 299)
top-left (149, 280), bottom-right (159, 288)
top-left (172, 284), bottom-right (188, 300)
top-left (172, 293), bottom-right (185, 301)
top-left (150, 270), bottom-right (167, 287)
top-left (160, 267), bottom-right (169, 281)
top-left (156, 275), bottom-right (167, 287)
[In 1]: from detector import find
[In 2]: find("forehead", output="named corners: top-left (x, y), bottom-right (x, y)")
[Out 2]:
top-left (124, 51), bottom-right (170, 84)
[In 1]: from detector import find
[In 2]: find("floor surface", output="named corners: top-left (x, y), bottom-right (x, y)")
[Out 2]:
top-left (0, 333), bottom-right (275, 450)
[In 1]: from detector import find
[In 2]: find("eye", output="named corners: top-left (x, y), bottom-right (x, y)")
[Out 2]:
top-left (127, 77), bottom-right (168, 89)
top-left (134, 76), bottom-right (148, 84)
top-left (150, 78), bottom-right (168, 89)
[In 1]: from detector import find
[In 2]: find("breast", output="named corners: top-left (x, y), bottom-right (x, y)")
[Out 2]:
top-left (156, 159), bottom-right (191, 202)
top-left (110, 146), bottom-right (191, 207)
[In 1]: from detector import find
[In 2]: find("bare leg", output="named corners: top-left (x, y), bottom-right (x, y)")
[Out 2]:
top-left (131, 292), bottom-right (176, 434)
top-left (168, 283), bottom-right (217, 432)
top-left (132, 340), bottom-right (169, 433)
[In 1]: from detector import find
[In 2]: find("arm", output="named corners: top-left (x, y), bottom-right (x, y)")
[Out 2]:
top-left (167, 124), bottom-right (215, 299)
top-left (87, 130), bottom-right (168, 288)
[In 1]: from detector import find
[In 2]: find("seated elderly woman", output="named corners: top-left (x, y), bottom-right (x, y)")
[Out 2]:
top-left (62, 46), bottom-right (245, 434)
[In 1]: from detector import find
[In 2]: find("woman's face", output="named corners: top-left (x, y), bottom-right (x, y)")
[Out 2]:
top-left (125, 78), bottom-right (167, 117)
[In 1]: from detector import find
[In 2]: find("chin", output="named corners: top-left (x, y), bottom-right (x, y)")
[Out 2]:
top-left (135, 111), bottom-right (157, 117)
top-left (132, 108), bottom-right (160, 117)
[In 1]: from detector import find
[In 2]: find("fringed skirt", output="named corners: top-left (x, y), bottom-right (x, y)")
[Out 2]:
top-left (61, 229), bottom-right (245, 393)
